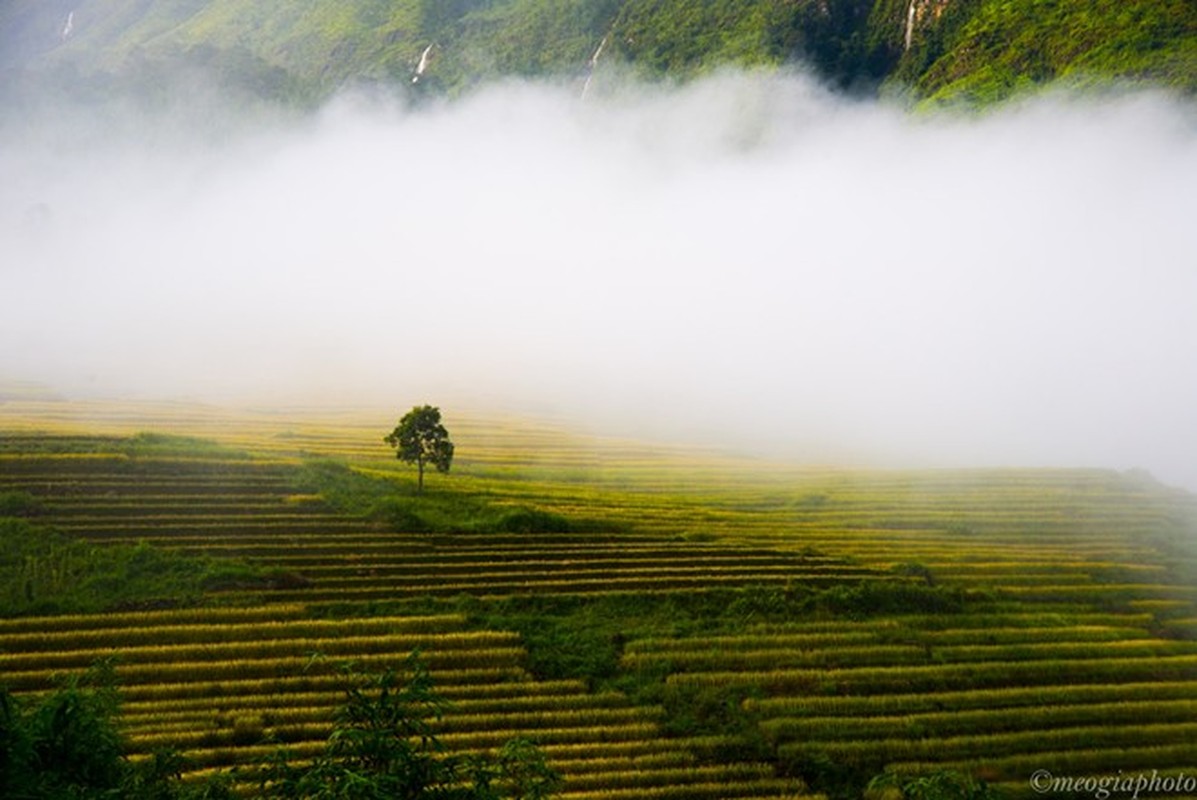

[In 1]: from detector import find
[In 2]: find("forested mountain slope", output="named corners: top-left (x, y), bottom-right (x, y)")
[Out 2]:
top-left (2, 0), bottom-right (1195, 105)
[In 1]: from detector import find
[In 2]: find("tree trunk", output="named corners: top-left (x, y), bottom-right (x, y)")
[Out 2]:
top-left (417, 456), bottom-right (425, 494)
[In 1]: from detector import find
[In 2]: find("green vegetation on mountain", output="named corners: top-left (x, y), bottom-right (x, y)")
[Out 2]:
top-left (907, 0), bottom-right (1197, 105)
top-left (607, 0), bottom-right (891, 91)
top-left (2, 0), bottom-right (1195, 108)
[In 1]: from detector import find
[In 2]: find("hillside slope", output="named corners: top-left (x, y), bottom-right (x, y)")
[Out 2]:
top-left (2, 0), bottom-right (1195, 106)
top-left (898, 0), bottom-right (1197, 104)
top-left (2, 398), bottom-right (1196, 797)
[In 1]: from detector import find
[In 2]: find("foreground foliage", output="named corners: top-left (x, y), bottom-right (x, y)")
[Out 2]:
top-left (262, 654), bottom-right (560, 800)
top-left (0, 657), bottom-right (558, 800)
top-left (0, 664), bottom-right (231, 800)
top-left (868, 769), bottom-right (1002, 800)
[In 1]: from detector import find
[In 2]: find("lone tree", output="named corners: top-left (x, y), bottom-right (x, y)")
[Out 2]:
top-left (385, 405), bottom-right (454, 494)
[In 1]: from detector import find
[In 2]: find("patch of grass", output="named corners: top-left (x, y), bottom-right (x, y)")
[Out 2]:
top-left (122, 432), bottom-right (252, 459)
top-left (0, 433), bottom-right (249, 459)
top-left (295, 458), bottom-right (615, 534)
top-left (0, 517), bottom-right (278, 616)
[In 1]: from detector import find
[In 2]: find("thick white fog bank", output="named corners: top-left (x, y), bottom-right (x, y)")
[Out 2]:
top-left (3, 73), bottom-right (1197, 487)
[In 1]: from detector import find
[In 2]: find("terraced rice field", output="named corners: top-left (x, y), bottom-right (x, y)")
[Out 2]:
top-left (625, 612), bottom-right (1197, 795)
top-left (2, 397), bottom-right (1196, 797)
top-left (0, 436), bottom-right (879, 603)
top-left (0, 605), bottom-right (809, 798)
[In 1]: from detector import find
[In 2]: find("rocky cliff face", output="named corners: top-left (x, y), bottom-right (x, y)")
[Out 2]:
top-left (904, 0), bottom-right (952, 51)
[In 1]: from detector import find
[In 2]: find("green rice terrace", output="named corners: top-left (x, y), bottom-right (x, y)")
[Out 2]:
top-left (2, 398), bottom-right (1196, 798)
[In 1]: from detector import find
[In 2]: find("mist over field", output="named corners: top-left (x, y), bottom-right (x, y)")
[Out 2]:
top-left (2, 73), bottom-right (1196, 487)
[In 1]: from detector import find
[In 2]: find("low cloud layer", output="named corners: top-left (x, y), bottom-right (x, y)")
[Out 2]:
top-left (3, 73), bottom-right (1196, 487)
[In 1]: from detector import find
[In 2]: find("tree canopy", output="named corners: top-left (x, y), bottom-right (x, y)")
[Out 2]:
top-left (385, 405), bottom-right (455, 494)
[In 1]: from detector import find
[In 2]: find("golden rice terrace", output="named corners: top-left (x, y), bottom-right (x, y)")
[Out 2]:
top-left (1, 398), bottom-right (1195, 799)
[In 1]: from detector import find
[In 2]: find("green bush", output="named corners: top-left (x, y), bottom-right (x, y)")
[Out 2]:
top-left (816, 581), bottom-right (965, 617)
top-left (781, 747), bottom-right (863, 800)
top-left (495, 509), bottom-right (573, 533)
top-left (867, 769), bottom-right (1003, 800)
top-left (0, 491), bottom-right (42, 516)
top-left (369, 497), bottom-right (432, 532)
top-left (0, 666), bottom-right (233, 800)
top-left (261, 654), bottom-right (560, 800)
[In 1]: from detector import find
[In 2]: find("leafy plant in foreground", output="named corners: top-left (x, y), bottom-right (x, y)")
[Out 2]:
top-left (260, 652), bottom-right (560, 800)
top-left (0, 662), bottom-right (231, 800)
top-left (867, 769), bottom-right (1003, 800)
